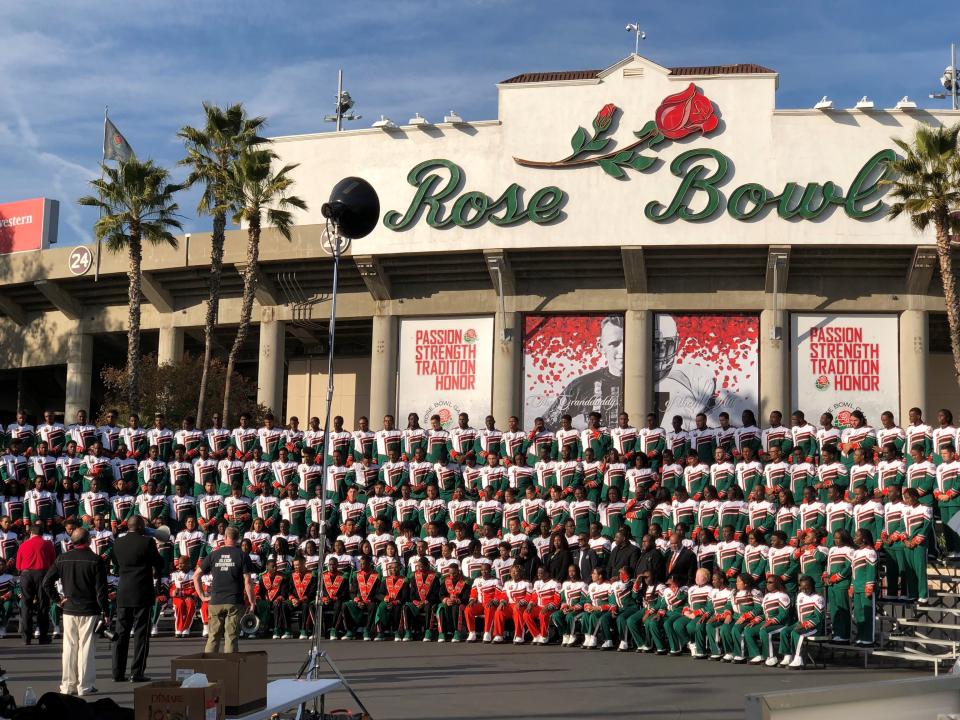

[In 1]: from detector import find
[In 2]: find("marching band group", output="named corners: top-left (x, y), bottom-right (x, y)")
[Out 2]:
top-left (1, 401), bottom-right (958, 669)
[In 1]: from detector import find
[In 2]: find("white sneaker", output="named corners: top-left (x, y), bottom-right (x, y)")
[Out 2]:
top-left (466, 632), bottom-right (477, 642)
top-left (722, 653), bottom-right (733, 661)
top-left (561, 634), bottom-right (570, 646)
top-left (150, 626), bottom-right (159, 637)
top-left (52, 627), bottom-right (61, 638)
top-left (788, 655), bottom-right (804, 669)
top-left (482, 632), bottom-right (492, 642)
top-left (688, 642), bottom-right (697, 654)
top-left (764, 657), bottom-right (778, 667)
top-left (202, 625), bottom-right (208, 637)
top-left (394, 635), bottom-right (402, 642)
top-left (779, 655), bottom-right (792, 666)
top-left (618, 641), bottom-right (629, 651)
top-left (534, 635), bottom-right (544, 645)
top-left (733, 656), bottom-right (744, 662)
top-left (639, 645), bottom-right (650, 652)
top-left (600, 639), bottom-right (613, 649)
top-left (492, 635), bottom-right (504, 643)
top-left (513, 635), bottom-right (524, 644)
top-left (33, 628), bottom-right (40, 638)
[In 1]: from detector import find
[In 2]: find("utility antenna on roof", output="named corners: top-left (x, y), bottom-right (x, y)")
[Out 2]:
top-left (625, 21), bottom-right (646, 56)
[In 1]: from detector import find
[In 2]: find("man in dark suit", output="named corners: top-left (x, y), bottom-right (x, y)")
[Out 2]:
top-left (607, 529), bottom-right (640, 576)
top-left (111, 516), bottom-right (164, 683)
top-left (664, 532), bottom-right (697, 586)
top-left (571, 534), bottom-right (598, 583)
top-left (634, 534), bottom-right (666, 585)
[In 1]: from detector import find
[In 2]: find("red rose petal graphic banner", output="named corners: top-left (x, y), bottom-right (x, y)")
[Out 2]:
top-left (523, 314), bottom-right (624, 431)
top-left (654, 313), bottom-right (759, 429)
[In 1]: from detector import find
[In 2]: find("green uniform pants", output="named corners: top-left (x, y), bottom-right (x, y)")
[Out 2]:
top-left (853, 591), bottom-right (875, 643)
top-left (902, 543), bottom-right (928, 600)
top-left (625, 611), bottom-right (649, 648)
top-left (744, 622), bottom-right (785, 658)
top-left (827, 582), bottom-right (851, 640)
top-left (780, 621), bottom-right (819, 656)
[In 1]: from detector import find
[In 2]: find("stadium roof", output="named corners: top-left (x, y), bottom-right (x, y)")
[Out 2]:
top-left (501, 63), bottom-right (776, 84)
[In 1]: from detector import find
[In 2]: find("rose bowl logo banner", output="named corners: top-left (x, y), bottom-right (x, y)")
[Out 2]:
top-left (397, 317), bottom-right (494, 429)
top-left (791, 314), bottom-right (899, 428)
top-left (523, 314), bottom-right (624, 432)
top-left (654, 314), bottom-right (759, 429)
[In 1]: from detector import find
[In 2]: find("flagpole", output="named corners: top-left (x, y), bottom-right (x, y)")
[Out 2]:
top-left (95, 106), bottom-right (107, 282)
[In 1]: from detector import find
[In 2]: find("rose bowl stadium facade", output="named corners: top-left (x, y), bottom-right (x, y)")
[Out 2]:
top-left (0, 53), bottom-right (958, 431)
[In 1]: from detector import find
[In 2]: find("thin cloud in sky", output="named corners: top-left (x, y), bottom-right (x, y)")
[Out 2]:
top-left (1, 0), bottom-right (957, 245)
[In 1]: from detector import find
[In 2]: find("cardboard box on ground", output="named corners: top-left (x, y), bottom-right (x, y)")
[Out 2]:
top-left (134, 680), bottom-right (224, 720)
top-left (170, 653), bottom-right (268, 717)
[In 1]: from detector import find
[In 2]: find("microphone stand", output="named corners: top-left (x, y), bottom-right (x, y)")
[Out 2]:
top-left (295, 220), bottom-right (372, 719)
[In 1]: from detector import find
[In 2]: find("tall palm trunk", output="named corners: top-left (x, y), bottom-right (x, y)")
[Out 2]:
top-left (196, 209), bottom-right (226, 423)
top-left (223, 213), bottom-right (260, 423)
top-left (936, 217), bottom-right (960, 382)
top-left (127, 228), bottom-right (143, 413)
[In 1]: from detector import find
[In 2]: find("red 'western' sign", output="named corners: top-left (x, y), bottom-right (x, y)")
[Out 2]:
top-left (414, 328), bottom-right (479, 390)
top-left (807, 325), bottom-right (880, 391)
top-left (0, 198), bottom-right (58, 254)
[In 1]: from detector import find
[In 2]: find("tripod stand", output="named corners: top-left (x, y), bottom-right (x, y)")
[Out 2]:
top-left (293, 218), bottom-right (372, 720)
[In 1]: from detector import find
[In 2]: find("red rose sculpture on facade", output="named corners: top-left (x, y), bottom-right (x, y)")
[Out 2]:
top-left (654, 83), bottom-right (719, 140)
top-left (514, 84), bottom-right (720, 176)
top-left (592, 103), bottom-right (617, 133)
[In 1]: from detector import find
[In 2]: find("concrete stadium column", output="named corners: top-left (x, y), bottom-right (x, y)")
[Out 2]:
top-left (899, 309), bottom-right (928, 421)
top-left (157, 325), bottom-right (184, 365)
top-left (492, 312), bottom-right (521, 424)
top-left (369, 314), bottom-right (398, 421)
top-left (257, 318), bottom-right (286, 416)
top-left (624, 309), bottom-right (652, 419)
top-left (759, 309), bottom-right (790, 419)
top-left (64, 333), bottom-right (93, 420)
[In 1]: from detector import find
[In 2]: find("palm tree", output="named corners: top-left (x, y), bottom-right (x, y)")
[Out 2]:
top-left (179, 103), bottom-right (267, 425)
top-left (884, 123), bottom-right (960, 382)
top-left (79, 159), bottom-right (183, 412)
top-left (221, 149), bottom-right (307, 422)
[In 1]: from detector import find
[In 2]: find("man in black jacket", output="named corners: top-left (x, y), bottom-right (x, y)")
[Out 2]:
top-left (571, 534), bottom-right (599, 583)
top-left (43, 527), bottom-right (108, 697)
top-left (607, 529), bottom-right (640, 576)
top-left (634, 534), bottom-right (666, 586)
top-left (111, 516), bottom-right (164, 683)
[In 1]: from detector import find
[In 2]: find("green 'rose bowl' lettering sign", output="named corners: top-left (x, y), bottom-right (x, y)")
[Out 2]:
top-left (382, 87), bottom-right (896, 231)
top-left (383, 150), bottom-right (893, 230)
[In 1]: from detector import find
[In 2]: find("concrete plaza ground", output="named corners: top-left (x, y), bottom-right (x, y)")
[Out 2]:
top-left (0, 635), bottom-right (926, 719)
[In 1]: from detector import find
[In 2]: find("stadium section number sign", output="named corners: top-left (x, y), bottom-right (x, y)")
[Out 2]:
top-left (791, 313), bottom-right (899, 429)
top-left (384, 84), bottom-right (893, 230)
top-left (68, 246), bottom-right (93, 276)
top-left (397, 317), bottom-right (494, 430)
top-left (523, 314), bottom-right (624, 432)
top-left (654, 313), bottom-right (759, 429)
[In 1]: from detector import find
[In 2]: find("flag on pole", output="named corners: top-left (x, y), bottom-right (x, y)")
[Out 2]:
top-left (103, 115), bottom-right (134, 162)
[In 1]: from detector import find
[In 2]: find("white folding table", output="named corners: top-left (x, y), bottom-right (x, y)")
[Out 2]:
top-left (236, 678), bottom-right (344, 720)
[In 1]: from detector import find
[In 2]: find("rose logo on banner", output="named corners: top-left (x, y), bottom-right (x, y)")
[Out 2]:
top-left (464, 329), bottom-right (478, 344)
top-left (815, 375), bottom-right (830, 391)
top-left (514, 83), bottom-right (719, 178)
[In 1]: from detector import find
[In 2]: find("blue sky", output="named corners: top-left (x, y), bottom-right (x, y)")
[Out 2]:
top-left (2, 0), bottom-right (958, 246)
